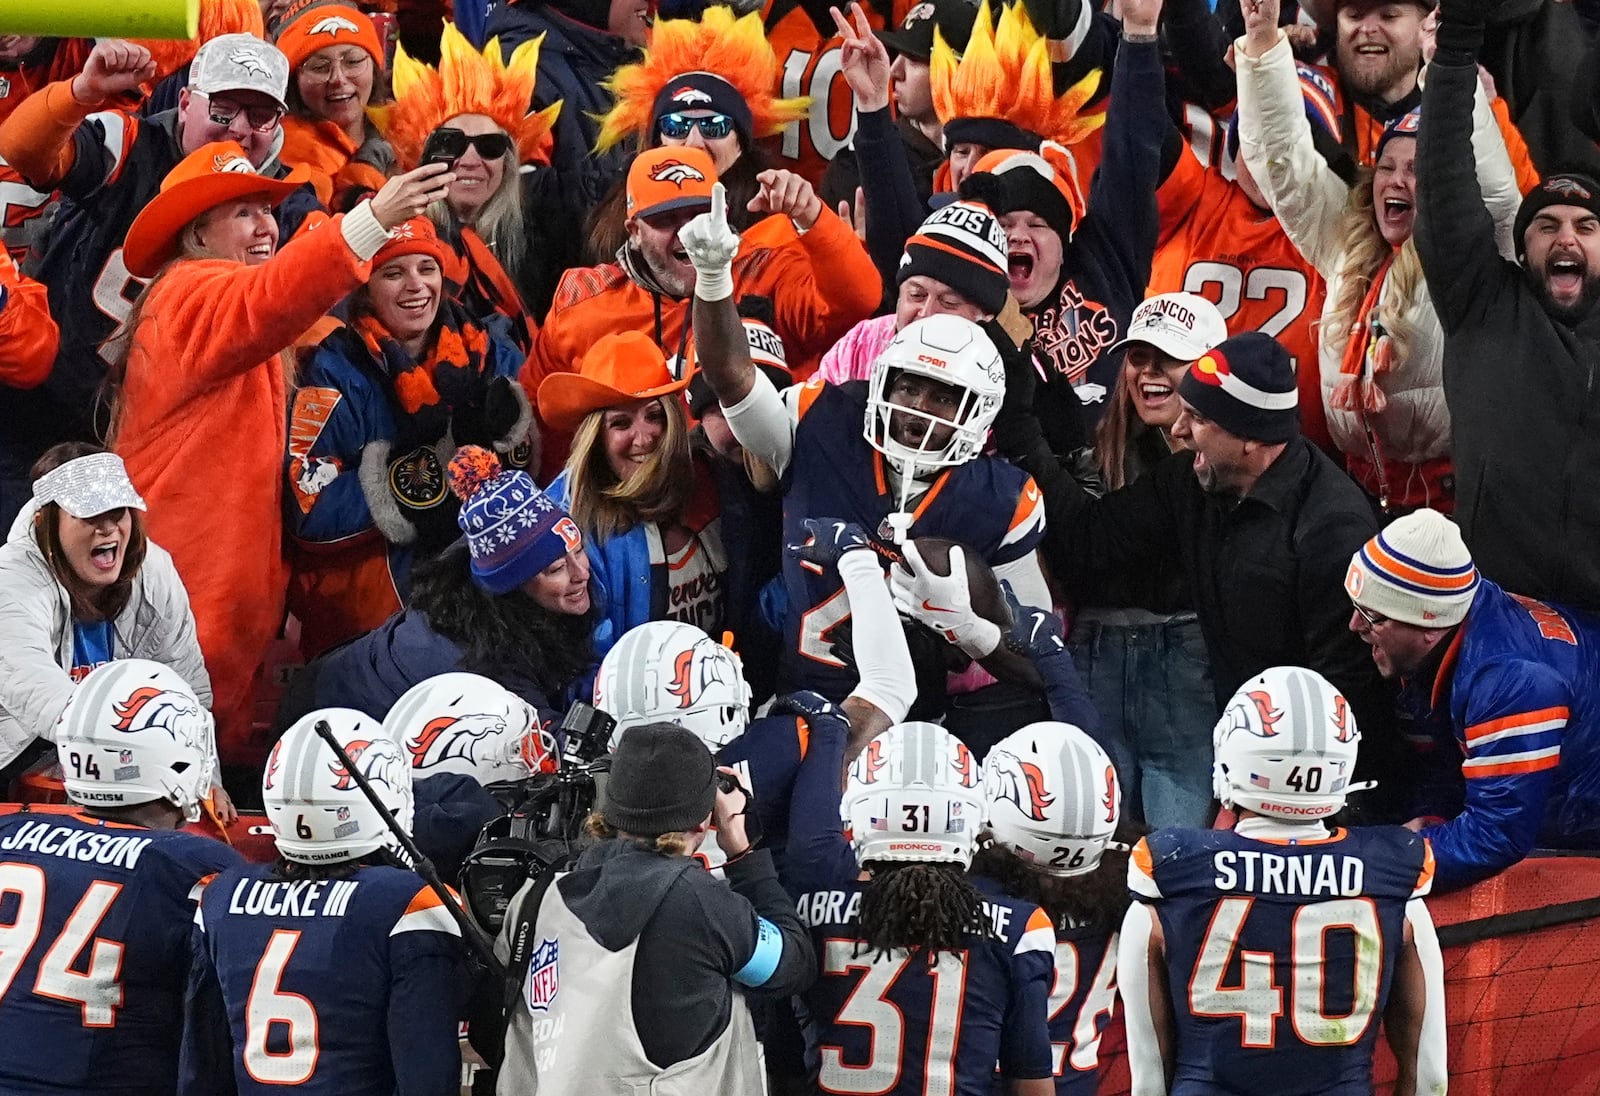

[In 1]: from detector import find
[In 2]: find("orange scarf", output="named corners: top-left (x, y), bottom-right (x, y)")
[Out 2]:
top-left (1330, 249), bottom-right (1395, 415)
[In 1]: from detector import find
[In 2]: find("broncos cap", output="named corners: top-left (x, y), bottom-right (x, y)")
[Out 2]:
top-left (627, 146), bottom-right (718, 220)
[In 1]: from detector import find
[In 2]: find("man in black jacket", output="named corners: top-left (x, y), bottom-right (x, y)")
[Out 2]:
top-left (995, 331), bottom-right (1400, 811)
top-left (1414, 0), bottom-right (1600, 614)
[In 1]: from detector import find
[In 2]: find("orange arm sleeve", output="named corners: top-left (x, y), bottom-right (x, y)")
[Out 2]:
top-left (0, 251), bottom-right (59, 389)
top-left (1490, 98), bottom-right (1540, 197)
top-left (0, 80), bottom-right (91, 191)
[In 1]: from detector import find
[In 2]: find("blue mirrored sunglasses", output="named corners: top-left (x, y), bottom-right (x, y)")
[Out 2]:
top-left (657, 112), bottom-right (736, 140)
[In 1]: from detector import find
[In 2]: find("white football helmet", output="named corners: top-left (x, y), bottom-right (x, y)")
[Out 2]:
top-left (383, 673), bottom-right (556, 785)
top-left (263, 708), bottom-right (414, 864)
top-left (843, 722), bottom-right (984, 869)
top-left (984, 722), bottom-right (1120, 877)
top-left (595, 621), bottom-right (751, 751)
top-left (1212, 666), bottom-right (1364, 822)
top-left (864, 314), bottom-right (1005, 488)
top-left (56, 660), bottom-right (215, 823)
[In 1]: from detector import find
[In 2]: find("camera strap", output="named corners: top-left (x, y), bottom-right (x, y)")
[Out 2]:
top-left (502, 866), bottom-right (559, 1030)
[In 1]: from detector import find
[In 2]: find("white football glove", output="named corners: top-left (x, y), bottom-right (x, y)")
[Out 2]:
top-left (889, 542), bottom-right (1002, 659)
top-left (678, 182), bottom-right (740, 302)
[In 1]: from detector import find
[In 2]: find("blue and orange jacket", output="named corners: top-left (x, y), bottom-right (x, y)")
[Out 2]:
top-left (1404, 577), bottom-right (1600, 891)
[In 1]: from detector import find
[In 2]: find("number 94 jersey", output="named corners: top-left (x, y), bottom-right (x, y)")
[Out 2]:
top-left (184, 862), bottom-right (465, 1096)
top-left (1130, 826), bottom-right (1434, 1096)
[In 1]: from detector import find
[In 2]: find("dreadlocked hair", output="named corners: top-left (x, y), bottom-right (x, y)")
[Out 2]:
top-left (593, 6), bottom-right (809, 153)
top-left (970, 842), bottom-right (1132, 935)
top-left (930, 1), bottom-right (1103, 146)
top-left (856, 861), bottom-right (996, 960)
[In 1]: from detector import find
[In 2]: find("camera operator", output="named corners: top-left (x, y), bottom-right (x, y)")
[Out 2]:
top-left (495, 722), bottom-right (815, 1092)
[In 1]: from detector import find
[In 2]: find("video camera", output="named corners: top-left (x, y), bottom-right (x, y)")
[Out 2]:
top-left (460, 702), bottom-right (616, 936)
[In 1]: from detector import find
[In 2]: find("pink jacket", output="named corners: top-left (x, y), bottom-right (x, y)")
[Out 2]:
top-left (816, 314), bottom-right (897, 385)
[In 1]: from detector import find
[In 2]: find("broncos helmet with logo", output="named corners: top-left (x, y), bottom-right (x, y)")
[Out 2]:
top-left (1212, 666), bottom-right (1364, 822)
top-left (864, 314), bottom-right (1005, 512)
top-left (383, 673), bottom-right (557, 785)
top-left (983, 722), bottom-right (1120, 878)
top-left (594, 620), bottom-right (751, 751)
top-left (56, 660), bottom-right (216, 823)
top-left (843, 722), bottom-right (984, 869)
top-left (264, 708), bottom-right (414, 864)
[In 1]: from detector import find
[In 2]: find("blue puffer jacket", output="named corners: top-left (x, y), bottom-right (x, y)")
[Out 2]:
top-left (1404, 578), bottom-right (1600, 891)
top-left (484, 0), bottom-right (637, 215)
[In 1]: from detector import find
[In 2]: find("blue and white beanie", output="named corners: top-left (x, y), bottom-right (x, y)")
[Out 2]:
top-left (446, 446), bottom-right (583, 595)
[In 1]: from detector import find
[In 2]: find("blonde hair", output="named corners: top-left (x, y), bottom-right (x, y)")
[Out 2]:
top-left (563, 395), bottom-right (692, 542)
top-left (1320, 167), bottom-right (1424, 370)
top-left (584, 811), bottom-right (695, 855)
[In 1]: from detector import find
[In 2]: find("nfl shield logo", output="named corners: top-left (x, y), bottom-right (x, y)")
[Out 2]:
top-left (336, 806), bottom-right (350, 821)
top-left (525, 938), bottom-right (559, 1012)
top-left (119, 750), bottom-right (133, 764)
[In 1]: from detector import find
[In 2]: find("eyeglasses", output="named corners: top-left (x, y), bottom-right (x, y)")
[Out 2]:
top-left (1352, 602), bottom-right (1391, 629)
top-left (423, 127), bottom-right (513, 164)
top-left (300, 51), bottom-right (373, 82)
top-left (657, 112), bottom-right (736, 141)
top-left (193, 91), bottom-right (284, 133)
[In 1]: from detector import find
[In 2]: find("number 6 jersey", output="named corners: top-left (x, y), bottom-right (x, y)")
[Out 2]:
top-left (1123, 825), bottom-right (1439, 1096)
top-left (182, 861), bottom-right (465, 1096)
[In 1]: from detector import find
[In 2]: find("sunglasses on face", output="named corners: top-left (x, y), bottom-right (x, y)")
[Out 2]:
top-left (422, 127), bottom-right (513, 165)
top-left (194, 91), bottom-right (283, 133)
top-left (657, 112), bottom-right (736, 141)
top-left (1352, 602), bottom-right (1391, 629)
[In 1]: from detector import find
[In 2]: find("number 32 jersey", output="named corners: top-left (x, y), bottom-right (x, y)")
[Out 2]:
top-left (1130, 826), bottom-right (1434, 1096)
top-left (0, 813), bottom-right (241, 1096)
top-left (184, 862), bottom-right (465, 1096)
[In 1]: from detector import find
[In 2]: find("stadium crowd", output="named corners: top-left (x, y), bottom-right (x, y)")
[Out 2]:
top-left (0, 0), bottom-right (1598, 1089)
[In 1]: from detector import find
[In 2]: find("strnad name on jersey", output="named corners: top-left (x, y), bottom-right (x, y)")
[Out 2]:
top-left (1214, 851), bottom-right (1365, 897)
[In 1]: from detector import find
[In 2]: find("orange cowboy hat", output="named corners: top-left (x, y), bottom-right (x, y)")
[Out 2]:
top-left (537, 331), bottom-right (691, 433)
top-left (123, 141), bottom-right (312, 277)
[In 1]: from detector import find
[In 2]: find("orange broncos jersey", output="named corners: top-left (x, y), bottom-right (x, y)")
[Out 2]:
top-left (1149, 146), bottom-right (1333, 452)
top-left (758, 0), bottom-right (913, 186)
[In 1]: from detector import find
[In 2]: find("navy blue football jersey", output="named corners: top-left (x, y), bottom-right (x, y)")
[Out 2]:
top-left (1043, 914), bottom-right (1119, 1095)
top-left (0, 813), bottom-right (241, 1095)
top-left (717, 711), bottom-right (809, 860)
top-left (1131, 826), bottom-right (1434, 1096)
top-left (777, 380), bottom-right (1046, 700)
top-left (186, 862), bottom-right (464, 1096)
top-left (795, 873), bottom-right (1055, 1095)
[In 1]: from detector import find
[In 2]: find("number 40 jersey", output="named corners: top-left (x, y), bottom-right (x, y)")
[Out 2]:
top-left (182, 862), bottom-right (465, 1096)
top-left (1125, 825), bottom-right (1437, 1096)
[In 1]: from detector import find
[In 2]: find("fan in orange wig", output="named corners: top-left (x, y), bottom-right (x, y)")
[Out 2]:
top-left (374, 21), bottom-right (562, 169)
top-left (593, 6), bottom-right (808, 154)
top-left (931, 1), bottom-right (1102, 155)
top-left (136, 0), bottom-right (268, 85)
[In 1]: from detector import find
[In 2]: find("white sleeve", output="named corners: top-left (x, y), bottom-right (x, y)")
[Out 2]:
top-left (837, 550), bottom-right (916, 724)
top-left (1234, 32), bottom-right (1351, 277)
top-left (992, 552), bottom-right (1051, 614)
top-left (1468, 82), bottom-right (1523, 261)
top-left (1117, 903), bottom-right (1170, 1096)
top-left (1404, 898), bottom-right (1449, 1093)
top-left (721, 370), bottom-right (801, 478)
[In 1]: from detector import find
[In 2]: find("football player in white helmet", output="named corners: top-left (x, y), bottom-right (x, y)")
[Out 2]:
top-left (0, 661), bottom-right (241, 1095)
top-left (56, 658), bottom-right (218, 824)
top-left (384, 672), bottom-right (558, 785)
top-left (787, 719), bottom-right (1059, 1095)
top-left (679, 184), bottom-right (1051, 707)
top-left (183, 706), bottom-right (464, 1095)
top-left (595, 620), bottom-right (752, 752)
top-left (1118, 667), bottom-right (1447, 1096)
top-left (977, 722), bottom-right (1129, 1091)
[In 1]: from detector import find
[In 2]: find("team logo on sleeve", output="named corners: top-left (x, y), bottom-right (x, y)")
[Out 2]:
top-left (406, 713), bottom-right (509, 770)
top-left (525, 938), bottom-right (560, 1012)
top-left (986, 750), bottom-right (1054, 821)
top-left (112, 686), bottom-right (203, 741)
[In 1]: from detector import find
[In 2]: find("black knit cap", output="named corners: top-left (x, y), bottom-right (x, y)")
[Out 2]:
top-left (601, 722), bottom-right (717, 837)
top-left (897, 199), bottom-right (1010, 315)
top-left (651, 72), bottom-right (755, 149)
top-left (1177, 331), bottom-right (1300, 443)
top-left (876, 0), bottom-right (981, 62)
top-left (1513, 173), bottom-right (1600, 259)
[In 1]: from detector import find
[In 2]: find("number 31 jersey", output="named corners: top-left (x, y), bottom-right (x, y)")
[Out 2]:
top-left (1130, 826), bottom-right (1434, 1096)
top-left (186, 862), bottom-right (465, 1096)
top-left (0, 813), bottom-right (241, 1096)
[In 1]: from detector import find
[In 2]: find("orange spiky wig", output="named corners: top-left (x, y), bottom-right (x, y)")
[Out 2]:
top-left (137, 0), bottom-right (267, 84)
top-left (594, 6), bottom-right (809, 153)
top-left (374, 22), bottom-right (562, 169)
top-left (931, 1), bottom-right (1103, 152)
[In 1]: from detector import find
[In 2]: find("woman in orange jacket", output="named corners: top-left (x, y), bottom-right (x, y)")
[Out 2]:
top-left (105, 141), bottom-right (450, 766)
top-left (273, 1), bottom-right (397, 208)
